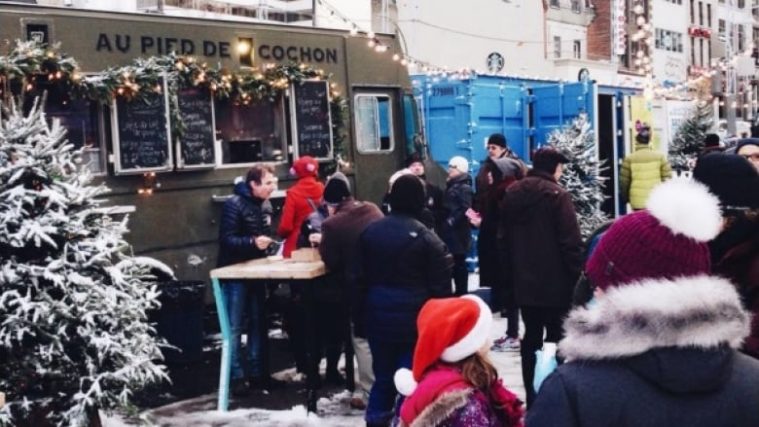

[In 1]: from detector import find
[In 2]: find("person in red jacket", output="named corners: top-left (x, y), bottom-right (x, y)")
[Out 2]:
top-left (277, 156), bottom-right (324, 258)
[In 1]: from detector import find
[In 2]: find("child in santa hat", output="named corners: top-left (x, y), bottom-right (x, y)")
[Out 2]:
top-left (392, 295), bottom-right (524, 427)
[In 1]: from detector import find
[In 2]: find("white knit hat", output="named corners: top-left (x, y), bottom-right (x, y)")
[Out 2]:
top-left (448, 156), bottom-right (469, 174)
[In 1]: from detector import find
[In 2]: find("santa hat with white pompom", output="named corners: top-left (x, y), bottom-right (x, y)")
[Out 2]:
top-left (586, 177), bottom-right (723, 291)
top-left (394, 295), bottom-right (493, 396)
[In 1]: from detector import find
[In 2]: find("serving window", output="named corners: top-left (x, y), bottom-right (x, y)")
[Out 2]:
top-left (31, 85), bottom-right (106, 175)
top-left (214, 96), bottom-right (287, 166)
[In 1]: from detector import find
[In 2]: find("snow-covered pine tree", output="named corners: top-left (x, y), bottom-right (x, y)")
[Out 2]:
top-left (547, 113), bottom-right (609, 239)
top-left (669, 101), bottom-right (712, 172)
top-left (0, 98), bottom-right (171, 427)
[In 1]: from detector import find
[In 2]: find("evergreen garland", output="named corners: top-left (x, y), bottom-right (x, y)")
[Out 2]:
top-left (547, 113), bottom-right (609, 239)
top-left (0, 40), bottom-right (348, 165)
top-left (669, 101), bottom-right (712, 172)
top-left (0, 97), bottom-right (172, 426)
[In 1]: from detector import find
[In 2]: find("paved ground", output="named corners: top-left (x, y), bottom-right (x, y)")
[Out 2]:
top-left (103, 276), bottom-right (525, 426)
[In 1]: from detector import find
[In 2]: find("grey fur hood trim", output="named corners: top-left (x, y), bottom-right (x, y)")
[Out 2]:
top-left (398, 388), bottom-right (472, 427)
top-left (560, 275), bottom-right (750, 361)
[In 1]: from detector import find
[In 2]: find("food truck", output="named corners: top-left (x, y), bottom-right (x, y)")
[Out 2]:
top-left (0, 2), bottom-right (423, 281)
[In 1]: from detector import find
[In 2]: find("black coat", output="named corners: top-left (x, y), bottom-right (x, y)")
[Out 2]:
top-left (217, 181), bottom-right (273, 267)
top-left (441, 173), bottom-right (473, 255)
top-left (501, 170), bottom-right (582, 308)
top-left (527, 276), bottom-right (759, 427)
top-left (357, 214), bottom-right (453, 343)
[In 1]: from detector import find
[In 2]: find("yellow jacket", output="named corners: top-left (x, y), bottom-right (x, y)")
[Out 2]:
top-left (620, 144), bottom-right (672, 209)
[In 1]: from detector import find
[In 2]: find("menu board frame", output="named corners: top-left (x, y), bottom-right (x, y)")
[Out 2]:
top-left (289, 80), bottom-right (334, 161)
top-left (110, 76), bottom-right (173, 175)
top-left (176, 87), bottom-right (217, 170)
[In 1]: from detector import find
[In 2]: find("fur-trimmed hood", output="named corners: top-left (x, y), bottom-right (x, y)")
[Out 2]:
top-left (560, 275), bottom-right (750, 362)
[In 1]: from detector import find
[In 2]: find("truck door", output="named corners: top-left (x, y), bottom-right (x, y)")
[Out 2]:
top-left (351, 88), bottom-right (405, 204)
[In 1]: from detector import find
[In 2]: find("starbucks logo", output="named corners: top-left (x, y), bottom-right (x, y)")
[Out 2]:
top-left (486, 52), bottom-right (504, 73)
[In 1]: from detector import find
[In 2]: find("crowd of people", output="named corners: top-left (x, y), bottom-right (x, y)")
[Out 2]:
top-left (216, 129), bottom-right (759, 426)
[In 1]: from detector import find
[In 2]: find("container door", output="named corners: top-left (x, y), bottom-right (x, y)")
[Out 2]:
top-left (468, 82), bottom-right (529, 176)
top-left (531, 80), bottom-right (596, 149)
top-left (351, 88), bottom-right (405, 205)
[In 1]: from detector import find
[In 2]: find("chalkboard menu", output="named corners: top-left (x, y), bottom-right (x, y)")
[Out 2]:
top-left (111, 79), bottom-right (172, 174)
top-left (291, 80), bottom-right (333, 159)
top-left (177, 87), bottom-right (216, 169)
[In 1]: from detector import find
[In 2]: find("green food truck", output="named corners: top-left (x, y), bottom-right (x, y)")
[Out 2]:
top-left (0, 2), bottom-right (424, 281)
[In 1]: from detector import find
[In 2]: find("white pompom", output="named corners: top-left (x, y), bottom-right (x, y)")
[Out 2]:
top-left (646, 178), bottom-right (722, 242)
top-left (394, 368), bottom-right (418, 396)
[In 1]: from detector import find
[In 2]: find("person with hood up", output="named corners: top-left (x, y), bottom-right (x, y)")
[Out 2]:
top-left (442, 156), bottom-right (474, 296)
top-left (277, 156), bottom-right (324, 258)
top-left (500, 147), bottom-right (582, 407)
top-left (357, 174), bottom-right (453, 427)
top-left (391, 295), bottom-right (524, 427)
top-left (693, 153), bottom-right (759, 359)
top-left (736, 138), bottom-right (759, 171)
top-left (526, 178), bottom-right (759, 427)
top-left (619, 123), bottom-right (672, 210)
top-left (217, 164), bottom-right (278, 394)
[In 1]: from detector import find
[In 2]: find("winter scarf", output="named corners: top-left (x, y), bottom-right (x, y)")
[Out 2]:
top-left (398, 364), bottom-right (523, 427)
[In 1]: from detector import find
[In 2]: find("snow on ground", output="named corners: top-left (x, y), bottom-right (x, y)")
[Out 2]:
top-left (103, 274), bottom-right (525, 426)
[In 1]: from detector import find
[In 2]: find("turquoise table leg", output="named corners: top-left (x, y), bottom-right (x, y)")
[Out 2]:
top-left (212, 278), bottom-right (231, 412)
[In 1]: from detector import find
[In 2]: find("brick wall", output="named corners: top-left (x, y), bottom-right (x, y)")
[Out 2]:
top-left (588, 0), bottom-right (612, 60)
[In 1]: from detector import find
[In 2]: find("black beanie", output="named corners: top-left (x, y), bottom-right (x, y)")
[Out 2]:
top-left (487, 133), bottom-right (508, 148)
top-left (323, 172), bottom-right (351, 204)
top-left (704, 133), bottom-right (721, 148)
top-left (693, 153), bottom-right (759, 209)
top-left (390, 174), bottom-right (426, 215)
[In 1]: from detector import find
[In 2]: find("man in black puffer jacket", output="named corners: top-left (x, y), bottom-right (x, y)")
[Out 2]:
top-left (357, 174), bottom-right (453, 427)
top-left (217, 164), bottom-right (277, 395)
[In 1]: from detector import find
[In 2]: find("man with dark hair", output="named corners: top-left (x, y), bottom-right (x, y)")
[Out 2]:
top-left (501, 148), bottom-right (583, 407)
top-left (357, 174), bottom-right (452, 427)
top-left (217, 164), bottom-right (277, 395)
top-left (620, 125), bottom-right (672, 210)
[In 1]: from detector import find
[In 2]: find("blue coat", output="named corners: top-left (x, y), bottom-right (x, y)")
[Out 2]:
top-left (357, 214), bottom-right (452, 343)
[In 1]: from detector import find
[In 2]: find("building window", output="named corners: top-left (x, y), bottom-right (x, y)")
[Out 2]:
top-left (738, 25), bottom-right (745, 52)
top-left (738, 0), bottom-right (745, 8)
top-left (571, 0), bottom-right (581, 13)
top-left (573, 40), bottom-right (582, 59)
top-left (690, 0), bottom-right (694, 23)
top-left (550, 0), bottom-right (559, 8)
top-left (718, 19), bottom-right (725, 36)
top-left (698, 1), bottom-right (703, 25)
top-left (707, 4), bottom-right (711, 26)
top-left (554, 36), bottom-right (562, 58)
top-left (655, 28), bottom-right (683, 52)
top-left (691, 36), bottom-right (696, 65)
top-left (699, 38), bottom-right (704, 66)
top-left (214, 97), bottom-right (287, 165)
top-left (354, 95), bottom-right (394, 153)
top-left (664, 0), bottom-right (682, 4)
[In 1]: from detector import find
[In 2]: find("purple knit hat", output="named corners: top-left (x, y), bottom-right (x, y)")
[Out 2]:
top-left (586, 178), bottom-right (723, 291)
